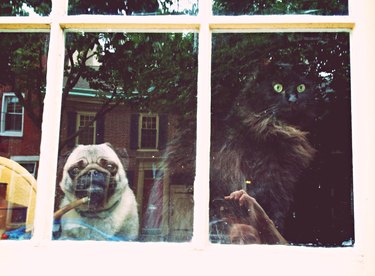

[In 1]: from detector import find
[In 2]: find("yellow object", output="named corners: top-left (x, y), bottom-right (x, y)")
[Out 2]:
top-left (0, 157), bottom-right (37, 231)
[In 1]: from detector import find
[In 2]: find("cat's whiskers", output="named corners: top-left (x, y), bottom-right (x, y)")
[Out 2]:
top-left (260, 105), bottom-right (279, 117)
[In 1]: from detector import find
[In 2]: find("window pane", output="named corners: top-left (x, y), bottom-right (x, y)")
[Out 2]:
top-left (3, 95), bottom-right (23, 132)
top-left (18, 162), bottom-right (37, 176)
top-left (5, 113), bottom-right (22, 131)
top-left (0, 33), bottom-right (48, 240)
top-left (0, 1), bottom-right (51, 16)
top-left (141, 129), bottom-right (157, 148)
top-left (55, 32), bottom-right (197, 242)
top-left (210, 33), bottom-right (353, 246)
top-left (213, 0), bottom-right (348, 15)
top-left (68, 0), bottom-right (198, 15)
top-left (77, 114), bottom-right (96, 144)
top-left (140, 115), bottom-right (157, 149)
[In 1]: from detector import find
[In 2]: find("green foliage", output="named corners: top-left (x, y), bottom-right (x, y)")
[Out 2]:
top-left (68, 0), bottom-right (158, 15)
top-left (0, 0), bottom-right (349, 138)
top-left (0, 33), bottom-right (48, 90)
top-left (0, 33), bottom-right (48, 129)
top-left (65, 32), bottom-right (197, 118)
top-left (213, 0), bottom-right (348, 15)
top-left (0, 0), bottom-right (196, 16)
top-left (67, 0), bottom-right (197, 15)
top-left (0, 0), bottom-right (51, 16)
top-left (211, 33), bottom-right (350, 122)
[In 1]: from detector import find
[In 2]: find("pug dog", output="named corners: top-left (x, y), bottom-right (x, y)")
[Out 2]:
top-left (58, 143), bottom-right (139, 241)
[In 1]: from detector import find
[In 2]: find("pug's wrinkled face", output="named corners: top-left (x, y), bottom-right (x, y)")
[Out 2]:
top-left (60, 143), bottom-right (128, 212)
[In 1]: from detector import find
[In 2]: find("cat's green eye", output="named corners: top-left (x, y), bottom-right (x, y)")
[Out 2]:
top-left (273, 83), bottom-right (283, 93)
top-left (297, 84), bottom-right (306, 93)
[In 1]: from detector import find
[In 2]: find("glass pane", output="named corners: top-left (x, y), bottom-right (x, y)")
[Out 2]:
top-left (68, 0), bottom-right (198, 15)
top-left (0, 1), bottom-right (51, 16)
top-left (210, 33), bottom-right (353, 246)
top-left (0, 33), bottom-right (49, 240)
top-left (77, 114), bottom-right (96, 144)
top-left (213, 0), bottom-right (348, 15)
top-left (54, 32), bottom-right (197, 242)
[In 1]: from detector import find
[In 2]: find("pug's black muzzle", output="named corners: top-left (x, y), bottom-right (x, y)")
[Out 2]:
top-left (74, 170), bottom-right (115, 209)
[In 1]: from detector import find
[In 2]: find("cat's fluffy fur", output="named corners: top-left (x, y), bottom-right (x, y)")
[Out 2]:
top-left (210, 114), bottom-right (315, 233)
top-left (210, 63), bottom-right (317, 234)
top-left (166, 63), bottom-right (317, 241)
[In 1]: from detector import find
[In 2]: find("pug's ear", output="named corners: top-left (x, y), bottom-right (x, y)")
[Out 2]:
top-left (56, 148), bottom-right (75, 182)
top-left (105, 142), bottom-right (129, 170)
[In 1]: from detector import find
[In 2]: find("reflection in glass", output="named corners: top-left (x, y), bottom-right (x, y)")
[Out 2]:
top-left (0, 0), bottom-right (51, 16)
top-left (68, 0), bottom-right (198, 15)
top-left (210, 33), bottom-right (353, 246)
top-left (0, 33), bottom-right (49, 240)
top-left (54, 32), bottom-right (197, 241)
top-left (213, 0), bottom-right (348, 15)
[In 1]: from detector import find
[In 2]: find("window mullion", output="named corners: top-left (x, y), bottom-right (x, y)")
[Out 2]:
top-left (192, 0), bottom-right (212, 247)
top-left (348, 0), bottom-right (375, 255)
top-left (31, 20), bottom-right (66, 242)
top-left (60, 15), bottom-right (200, 32)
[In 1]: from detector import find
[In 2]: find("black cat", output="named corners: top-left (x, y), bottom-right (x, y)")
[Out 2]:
top-left (209, 62), bottom-right (319, 244)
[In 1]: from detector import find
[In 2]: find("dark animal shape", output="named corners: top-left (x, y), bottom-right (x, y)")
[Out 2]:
top-left (210, 63), bottom-right (319, 244)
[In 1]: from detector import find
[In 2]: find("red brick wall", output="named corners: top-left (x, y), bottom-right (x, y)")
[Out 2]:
top-left (59, 100), bottom-right (133, 151)
top-left (0, 91), bottom-right (42, 158)
top-left (1, 91), bottom-right (181, 180)
top-left (103, 105), bottom-right (132, 149)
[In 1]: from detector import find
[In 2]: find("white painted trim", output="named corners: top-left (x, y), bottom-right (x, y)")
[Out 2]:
top-left (0, 92), bottom-right (24, 137)
top-left (75, 111), bottom-right (97, 145)
top-left (0, 0), bottom-right (374, 275)
top-left (32, 0), bottom-right (67, 241)
top-left (138, 113), bottom-right (159, 151)
top-left (10, 156), bottom-right (39, 162)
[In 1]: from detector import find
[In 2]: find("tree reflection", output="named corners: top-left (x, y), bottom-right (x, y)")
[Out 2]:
top-left (213, 0), bottom-right (348, 15)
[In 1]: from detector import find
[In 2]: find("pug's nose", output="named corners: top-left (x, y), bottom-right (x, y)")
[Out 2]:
top-left (88, 169), bottom-right (100, 177)
top-left (75, 170), bottom-right (107, 190)
top-left (87, 170), bottom-right (107, 184)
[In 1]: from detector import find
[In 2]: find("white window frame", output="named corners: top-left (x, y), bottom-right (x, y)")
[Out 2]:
top-left (10, 155), bottom-right (39, 177)
top-left (138, 113), bottom-right (159, 151)
top-left (1, 1), bottom-right (375, 275)
top-left (0, 92), bottom-right (24, 137)
top-left (75, 111), bottom-right (97, 145)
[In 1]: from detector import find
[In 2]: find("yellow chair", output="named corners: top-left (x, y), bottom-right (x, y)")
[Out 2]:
top-left (0, 157), bottom-right (37, 232)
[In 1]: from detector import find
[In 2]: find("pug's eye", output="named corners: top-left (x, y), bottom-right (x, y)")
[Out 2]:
top-left (100, 159), bottom-right (118, 174)
top-left (106, 163), bottom-right (114, 171)
top-left (273, 83), bottom-right (283, 93)
top-left (69, 167), bottom-right (81, 178)
top-left (297, 84), bottom-right (306, 93)
top-left (106, 163), bottom-right (118, 175)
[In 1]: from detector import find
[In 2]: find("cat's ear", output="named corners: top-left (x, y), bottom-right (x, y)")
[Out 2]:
top-left (253, 58), bottom-right (278, 81)
top-left (245, 57), bottom-right (272, 82)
